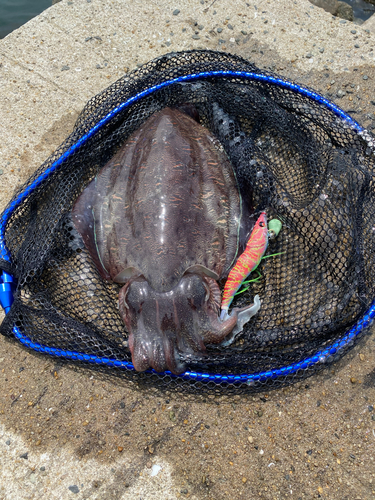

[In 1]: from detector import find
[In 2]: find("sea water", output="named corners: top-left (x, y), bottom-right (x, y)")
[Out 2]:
top-left (0, 0), bottom-right (52, 39)
top-left (345, 0), bottom-right (375, 21)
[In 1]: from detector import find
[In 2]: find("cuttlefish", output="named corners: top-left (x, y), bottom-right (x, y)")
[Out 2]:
top-left (72, 105), bottom-right (260, 374)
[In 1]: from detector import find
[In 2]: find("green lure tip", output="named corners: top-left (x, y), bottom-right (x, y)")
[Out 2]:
top-left (268, 219), bottom-right (282, 239)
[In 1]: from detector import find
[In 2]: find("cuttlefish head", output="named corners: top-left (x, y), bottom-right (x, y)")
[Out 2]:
top-left (119, 272), bottom-right (260, 374)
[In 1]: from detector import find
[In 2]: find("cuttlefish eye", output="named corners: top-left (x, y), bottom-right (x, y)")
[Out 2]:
top-left (259, 221), bottom-right (265, 227)
top-left (124, 274), bottom-right (209, 311)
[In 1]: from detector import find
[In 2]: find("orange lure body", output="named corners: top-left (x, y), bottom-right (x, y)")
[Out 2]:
top-left (221, 212), bottom-right (268, 317)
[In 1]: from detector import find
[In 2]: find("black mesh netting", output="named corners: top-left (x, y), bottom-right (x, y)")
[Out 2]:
top-left (1, 50), bottom-right (375, 393)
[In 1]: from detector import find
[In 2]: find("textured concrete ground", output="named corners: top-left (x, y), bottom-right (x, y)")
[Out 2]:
top-left (0, 0), bottom-right (375, 499)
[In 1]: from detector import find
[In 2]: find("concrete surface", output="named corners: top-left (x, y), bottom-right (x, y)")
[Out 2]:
top-left (0, 0), bottom-right (375, 499)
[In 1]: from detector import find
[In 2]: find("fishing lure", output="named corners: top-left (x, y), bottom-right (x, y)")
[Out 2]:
top-left (221, 212), bottom-right (269, 320)
top-left (234, 217), bottom-right (284, 295)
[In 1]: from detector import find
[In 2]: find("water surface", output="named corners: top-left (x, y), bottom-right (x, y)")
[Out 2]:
top-left (0, 0), bottom-right (52, 39)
